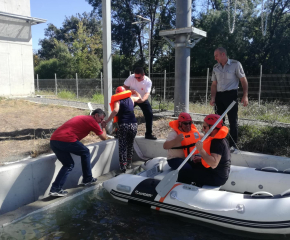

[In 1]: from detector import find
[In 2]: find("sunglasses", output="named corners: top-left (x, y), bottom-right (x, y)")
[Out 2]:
top-left (181, 121), bottom-right (192, 126)
top-left (135, 75), bottom-right (143, 80)
top-left (203, 125), bottom-right (209, 130)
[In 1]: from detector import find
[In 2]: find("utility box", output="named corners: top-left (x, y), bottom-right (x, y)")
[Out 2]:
top-left (0, 0), bottom-right (46, 97)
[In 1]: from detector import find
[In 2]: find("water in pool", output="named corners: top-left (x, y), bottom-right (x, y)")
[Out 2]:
top-left (0, 186), bottom-right (287, 240)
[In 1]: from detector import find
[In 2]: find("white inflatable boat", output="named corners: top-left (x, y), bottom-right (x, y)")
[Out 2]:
top-left (103, 157), bottom-right (290, 235)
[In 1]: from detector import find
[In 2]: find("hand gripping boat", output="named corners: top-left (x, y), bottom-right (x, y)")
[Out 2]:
top-left (103, 157), bottom-right (290, 235)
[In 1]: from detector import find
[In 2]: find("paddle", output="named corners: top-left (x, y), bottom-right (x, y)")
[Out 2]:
top-left (155, 101), bottom-right (236, 197)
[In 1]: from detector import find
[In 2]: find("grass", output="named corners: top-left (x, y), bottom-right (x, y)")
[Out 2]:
top-left (36, 90), bottom-right (290, 124)
top-left (238, 125), bottom-right (290, 157)
top-left (57, 90), bottom-right (76, 99)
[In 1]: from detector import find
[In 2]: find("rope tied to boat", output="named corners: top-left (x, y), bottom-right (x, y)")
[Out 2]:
top-left (170, 191), bottom-right (245, 213)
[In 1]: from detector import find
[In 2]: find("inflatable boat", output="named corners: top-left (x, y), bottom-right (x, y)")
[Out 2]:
top-left (103, 157), bottom-right (290, 235)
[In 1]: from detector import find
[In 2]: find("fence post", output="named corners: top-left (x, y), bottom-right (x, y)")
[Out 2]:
top-left (101, 72), bottom-right (103, 95)
top-left (37, 74), bottom-right (39, 92)
top-left (164, 70), bottom-right (166, 101)
top-left (55, 73), bottom-right (57, 95)
top-left (129, 71), bottom-right (131, 76)
top-left (259, 65), bottom-right (262, 107)
top-left (206, 68), bottom-right (209, 105)
top-left (76, 73), bottom-right (78, 99)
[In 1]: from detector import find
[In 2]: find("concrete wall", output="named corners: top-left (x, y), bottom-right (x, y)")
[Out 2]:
top-left (0, 139), bottom-right (119, 215)
top-left (0, 0), bottom-right (34, 97)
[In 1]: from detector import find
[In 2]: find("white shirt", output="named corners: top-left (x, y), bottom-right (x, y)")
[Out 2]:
top-left (165, 130), bottom-right (185, 160)
top-left (124, 74), bottom-right (152, 98)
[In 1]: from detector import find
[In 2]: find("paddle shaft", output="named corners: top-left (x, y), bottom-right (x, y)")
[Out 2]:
top-left (176, 101), bottom-right (236, 171)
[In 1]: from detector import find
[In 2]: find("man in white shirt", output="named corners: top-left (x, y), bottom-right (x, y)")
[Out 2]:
top-left (123, 67), bottom-right (156, 140)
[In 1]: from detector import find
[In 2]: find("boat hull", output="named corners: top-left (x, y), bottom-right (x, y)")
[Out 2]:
top-left (103, 158), bottom-right (290, 235)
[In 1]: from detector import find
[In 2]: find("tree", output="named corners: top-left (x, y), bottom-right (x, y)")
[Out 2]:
top-left (70, 21), bottom-right (102, 78)
top-left (86, 0), bottom-right (192, 75)
top-left (36, 12), bottom-right (103, 78)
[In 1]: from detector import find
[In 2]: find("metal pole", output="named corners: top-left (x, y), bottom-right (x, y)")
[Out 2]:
top-left (76, 73), bottom-right (78, 99)
top-left (174, 0), bottom-right (191, 115)
top-left (101, 72), bottom-right (103, 95)
top-left (164, 70), bottom-right (166, 101)
top-left (55, 73), bottom-right (57, 95)
top-left (259, 65), bottom-right (262, 107)
top-left (148, 24), bottom-right (151, 79)
top-left (37, 74), bottom-right (39, 92)
top-left (102, 0), bottom-right (113, 133)
top-left (206, 68), bottom-right (209, 105)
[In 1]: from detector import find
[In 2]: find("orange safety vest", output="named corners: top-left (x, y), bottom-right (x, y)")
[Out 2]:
top-left (201, 126), bottom-right (229, 168)
top-left (169, 120), bottom-right (201, 157)
top-left (109, 90), bottom-right (132, 123)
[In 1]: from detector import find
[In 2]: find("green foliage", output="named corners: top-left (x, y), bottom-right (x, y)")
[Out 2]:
top-left (36, 12), bottom-right (102, 79)
top-left (58, 90), bottom-right (76, 99)
top-left (70, 21), bottom-right (102, 78)
top-left (238, 125), bottom-right (290, 157)
top-left (92, 93), bottom-right (104, 104)
top-left (34, 59), bottom-right (59, 79)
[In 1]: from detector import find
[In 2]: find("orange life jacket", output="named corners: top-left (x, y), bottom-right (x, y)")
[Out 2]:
top-left (109, 90), bottom-right (132, 123)
top-left (169, 120), bottom-right (201, 157)
top-left (201, 126), bottom-right (229, 168)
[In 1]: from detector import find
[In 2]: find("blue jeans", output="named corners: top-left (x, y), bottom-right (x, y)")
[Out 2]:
top-left (50, 140), bottom-right (92, 192)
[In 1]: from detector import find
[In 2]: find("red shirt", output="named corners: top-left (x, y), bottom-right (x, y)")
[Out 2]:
top-left (51, 115), bottom-right (103, 142)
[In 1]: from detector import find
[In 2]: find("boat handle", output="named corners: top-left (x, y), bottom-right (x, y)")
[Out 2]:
top-left (283, 168), bottom-right (290, 173)
top-left (281, 188), bottom-right (290, 197)
top-left (261, 167), bottom-right (278, 172)
top-left (251, 191), bottom-right (273, 197)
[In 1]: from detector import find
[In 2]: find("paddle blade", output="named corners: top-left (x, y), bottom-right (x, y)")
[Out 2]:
top-left (155, 170), bottom-right (179, 198)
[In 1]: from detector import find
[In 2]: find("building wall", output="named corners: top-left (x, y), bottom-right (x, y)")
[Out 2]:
top-left (0, 0), bottom-right (34, 97)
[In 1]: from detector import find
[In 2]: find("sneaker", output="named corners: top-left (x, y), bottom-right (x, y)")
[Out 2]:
top-left (145, 134), bottom-right (157, 140)
top-left (230, 146), bottom-right (238, 153)
top-left (49, 189), bottom-right (68, 197)
top-left (82, 177), bottom-right (97, 186)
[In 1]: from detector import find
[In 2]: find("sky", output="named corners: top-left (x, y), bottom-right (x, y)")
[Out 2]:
top-left (31, 0), bottom-right (94, 51)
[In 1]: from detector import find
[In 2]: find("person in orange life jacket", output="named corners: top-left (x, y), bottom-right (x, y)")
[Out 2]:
top-left (103, 86), bottom-right (141, 173)
top-left (49, 108), bottom-right (108, 197)
top-left (163, 112), bottom-right (203, 171)
top-left (177, 114), bottom-right (231, 187)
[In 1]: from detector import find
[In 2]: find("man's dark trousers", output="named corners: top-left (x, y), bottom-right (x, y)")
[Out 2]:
top-left (50, 140), bottom-right (92, 192)
top-left (134, 100), bottom-right (153, 136)
top-left (215, 89), bottom-right (238, 148)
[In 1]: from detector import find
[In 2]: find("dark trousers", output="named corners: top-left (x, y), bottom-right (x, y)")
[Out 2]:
top-left (118, 123), bottom-right (138, 171)
top-left (167, 158), bottom-right (226, 186)
top-left (215, 89), bottom-right (238, 147)
top-left (50, 140), bottom-right (92, 192)
top-left (134, 100), bottom-right (153, 136)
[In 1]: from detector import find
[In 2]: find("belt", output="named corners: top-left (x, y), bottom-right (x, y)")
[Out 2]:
top-left (217, 89), bottom-right (238, 93)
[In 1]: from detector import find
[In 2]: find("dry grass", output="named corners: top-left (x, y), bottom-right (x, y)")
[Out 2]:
top-left (0, 99), bottom-right (103, 164)
top-left (0, 98), bottom-right (169, 164)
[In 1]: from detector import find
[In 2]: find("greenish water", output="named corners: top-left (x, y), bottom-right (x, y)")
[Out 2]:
top-left (0, 188), bottom-right (287, 240)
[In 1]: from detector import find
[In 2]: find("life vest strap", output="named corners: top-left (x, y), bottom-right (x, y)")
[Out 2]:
top-left (171, 143), bottom-right (196, 156)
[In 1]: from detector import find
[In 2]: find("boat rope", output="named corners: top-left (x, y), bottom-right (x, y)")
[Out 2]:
top-left (227, 0), bottom-right (237, 34)
top-left (170, 191), bottom-right (244, 213)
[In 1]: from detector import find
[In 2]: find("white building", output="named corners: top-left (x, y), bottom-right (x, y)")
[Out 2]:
top-left (0, 0), bottom-right (46, 96)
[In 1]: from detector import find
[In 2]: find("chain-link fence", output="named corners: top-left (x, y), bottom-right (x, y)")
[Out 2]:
top-left (35, 72), bottom-right (290, 103)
